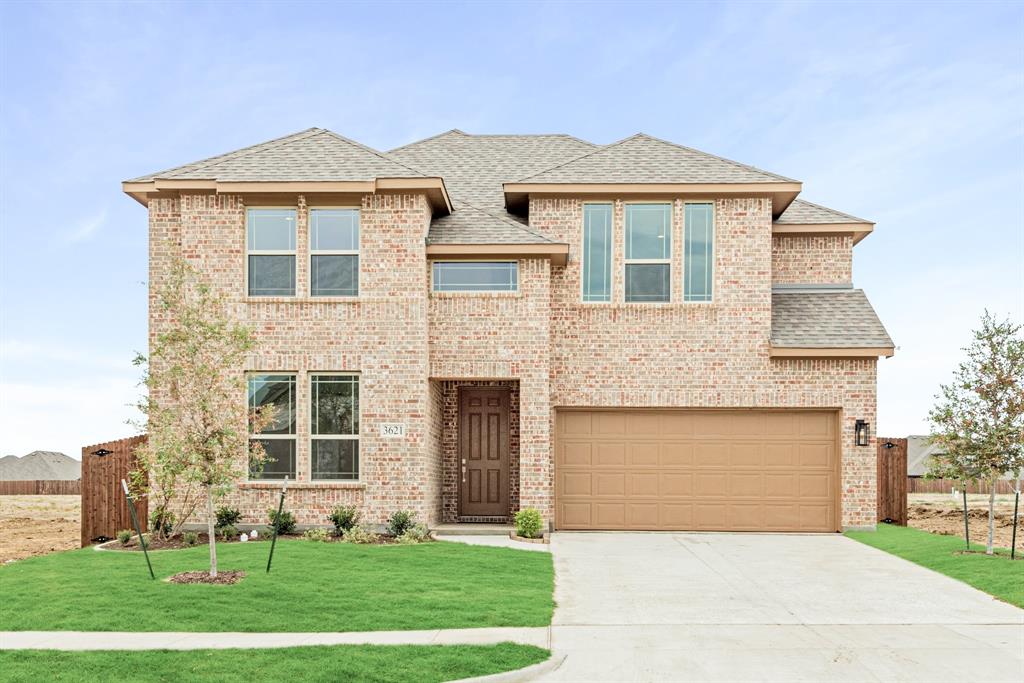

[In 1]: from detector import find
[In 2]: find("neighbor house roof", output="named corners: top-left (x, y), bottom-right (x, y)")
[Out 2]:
top-left (770, 289), bottom-right (894, 356)
top-left (907, 435), bottom-right (944, 477)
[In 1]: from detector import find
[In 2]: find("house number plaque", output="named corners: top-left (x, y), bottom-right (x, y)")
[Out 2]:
top-left (379, 423), bottom-right (406, 438)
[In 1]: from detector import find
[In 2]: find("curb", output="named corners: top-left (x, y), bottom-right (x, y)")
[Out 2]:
top-left (449, 653), bottom-right (566, 683)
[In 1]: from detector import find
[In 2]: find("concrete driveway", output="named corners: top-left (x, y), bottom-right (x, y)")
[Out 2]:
top-left (538, 533), bottom-right (1024, 682)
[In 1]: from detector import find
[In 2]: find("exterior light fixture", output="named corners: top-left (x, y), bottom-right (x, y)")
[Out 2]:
top-left (92, 448), bottom-right (113, 457)
top-left (854, 420), bottom-right (870, 447)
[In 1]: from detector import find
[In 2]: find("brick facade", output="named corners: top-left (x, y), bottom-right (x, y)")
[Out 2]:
top-left (148, 191), bottom-right (877, 531)
top-left (772, 234), bottom-right (853, 285)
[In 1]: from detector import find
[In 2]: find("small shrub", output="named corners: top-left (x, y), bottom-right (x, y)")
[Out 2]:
top-left (215, 506), bottom-right (241, 529)
top-left (303, 527), bottom-right (330, 542)
top-left (149, 507), bottom-right (176, 539)
top-left (267, 508), bottom-right (296, 535)
top-left (343, 524), bottom-right (378, 544)
top-left (328, 505), bottom-right (360, 536)
top-left (386, 510), bottom-right (416, 537)
top-left (514, 508), bottom-right (544, 539)
top-left (219, 524), bottom-right (240, 541)
top-left (396, 523), bottom-right (431, 544)
top-left (183, 531), bottom-right (200, 546)
top-left (116, 529), bottom-right (133, 545)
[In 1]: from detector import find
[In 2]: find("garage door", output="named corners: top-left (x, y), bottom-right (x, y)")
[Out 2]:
top-left (555, 410), bottom-right (838, 532)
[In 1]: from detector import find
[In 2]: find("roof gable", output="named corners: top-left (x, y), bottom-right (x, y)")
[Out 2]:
top-left (775, 199), bottom-right (871, 225)
top-left (516, 133), bottom-right (797, 185)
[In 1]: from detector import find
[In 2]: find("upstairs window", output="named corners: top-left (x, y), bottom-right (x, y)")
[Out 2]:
top-left (248, 374), bottom-right (296, 480)
top-left (310, 209), bottom-right (359, 297)
top-left (684, 203), bottom-right (714, 302)
top-left (311, 374), bottom-right (360, 480)
top-left (624, 203), bottom-right (671, 303)
top-left (247, 209), bottom-right (296, 296)
top-left (582, 203), bottom-right (612, 302)
top-left (432, 261), bottom-right (518, 292)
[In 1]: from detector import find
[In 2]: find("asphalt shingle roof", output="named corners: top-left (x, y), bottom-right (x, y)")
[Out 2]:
top-left (129, 128), bottom-right (426, 182)
top-left (516, 133), bottom-right (797, 185)
top-left (428, 202), bottom-right (557, 245)
top-left (389, 129), bottom-right (597, 208)
top-left (771, 289), bottom-right (893, 348)
top-left (775, 199), bottom-right (872, 225)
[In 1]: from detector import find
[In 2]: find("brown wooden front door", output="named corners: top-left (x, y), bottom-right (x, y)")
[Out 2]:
top-left (459, 389), bottom-right (510, 517)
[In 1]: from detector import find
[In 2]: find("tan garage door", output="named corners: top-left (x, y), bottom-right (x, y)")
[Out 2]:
top-left (555, 410), bottom-right (839, 532)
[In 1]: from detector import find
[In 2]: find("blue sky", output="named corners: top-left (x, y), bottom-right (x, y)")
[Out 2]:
top-left (1, 1), bottom-right (1022, 459)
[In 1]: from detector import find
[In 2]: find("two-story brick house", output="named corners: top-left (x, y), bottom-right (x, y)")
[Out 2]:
top-left (124, 128), bottom-right (892, 533)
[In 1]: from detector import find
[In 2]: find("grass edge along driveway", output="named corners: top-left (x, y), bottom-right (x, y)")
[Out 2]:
top-left (846, 523), bottom-right (1024, 608)
top-left (0, 540), bottom-right (553, 632)
top-left (0, 643), bottom-right (550, 683)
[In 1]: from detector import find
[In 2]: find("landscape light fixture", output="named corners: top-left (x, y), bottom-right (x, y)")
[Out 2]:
top-left (854, 420), bottom-right (870, 447)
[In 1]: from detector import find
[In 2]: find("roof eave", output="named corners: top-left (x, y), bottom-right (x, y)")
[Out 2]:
top-left (769, 346), bottom-right (895, 359)
top-left (772, 222), bottom-right (875, 244)
top-left (425, 242), bottom-right (570, 266)
top-left (503, 182), bottom-right (801, 218)
top-left (122, 177), bottom-right (453, 215)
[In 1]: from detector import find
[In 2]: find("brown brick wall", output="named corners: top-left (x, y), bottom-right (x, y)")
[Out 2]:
top-left (772, 234), bottom-right (853, 285)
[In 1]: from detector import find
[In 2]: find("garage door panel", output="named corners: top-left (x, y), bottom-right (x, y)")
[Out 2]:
top-left (555, 410), bottom-right (837, 532)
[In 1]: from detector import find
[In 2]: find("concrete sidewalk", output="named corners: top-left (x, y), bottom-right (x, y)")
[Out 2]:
top-left (0, 626), bottom-right (549, 651)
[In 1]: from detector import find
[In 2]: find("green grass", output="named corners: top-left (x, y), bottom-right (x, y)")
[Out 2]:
top-left (0, 540), bottom-right (553, 632)
top-left (0, 643), bottom-right (550, 683)
top-left (846, 523), bottom-right (1024, 608)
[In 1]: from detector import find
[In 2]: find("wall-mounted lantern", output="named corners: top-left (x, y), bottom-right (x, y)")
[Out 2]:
top-left (92, 448), bottom-right (113, 457)
top-left (854, 420), bottom-right (870, 447)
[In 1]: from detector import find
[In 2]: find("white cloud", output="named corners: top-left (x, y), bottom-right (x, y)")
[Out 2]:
top-left (60, 208), bottom-right (107, 244)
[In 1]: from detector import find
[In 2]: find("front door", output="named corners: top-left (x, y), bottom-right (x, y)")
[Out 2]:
top-left (459, 388), bottom-right (510, 517)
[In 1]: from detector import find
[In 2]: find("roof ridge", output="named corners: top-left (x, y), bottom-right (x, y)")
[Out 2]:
top-left (628, 132), bottom-right (799, 183)
top-left (388, 129), bottom-right (469, 154)
top-left (789, 198), bottom-right (872, 224)
top-left (318, 130), bottom-right (426, 177)
top-left (452, 200), bottom-right (557, 243)
top-left (514, 133), bottom-right (641, 182)
top-left (140, 127), bottom-right (324, 181)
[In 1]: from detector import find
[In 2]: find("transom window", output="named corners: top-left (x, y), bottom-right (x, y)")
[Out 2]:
top-left (311, 374), bottom-right (360, 480)
top-left (310, 209), bottom-right (359, 297)
top-left (247, 209), bottom-right (296, 297)
top-left (582, 203), bottom-right (612, 302)
top-left (248, 374), bottom-right (296, 480)
top-left (684, 203), bottom-right (714, 302)
top-left (432, 261), bottom-right (518, 292)
top-left (624, 203), bottom-right (672, 303)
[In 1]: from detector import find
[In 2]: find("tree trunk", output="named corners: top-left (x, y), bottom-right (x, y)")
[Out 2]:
top-left (206, 488), bottom-right (218, 577)
top-left (986, 475), bottom-right (996, 555)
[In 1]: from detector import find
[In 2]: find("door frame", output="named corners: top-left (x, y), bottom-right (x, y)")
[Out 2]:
top-left (457, 387), bottom-right (512, 518)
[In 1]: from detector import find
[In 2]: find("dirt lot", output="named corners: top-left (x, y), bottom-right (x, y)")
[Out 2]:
top-left (0, 495), bottom-right (80, 563)
top-left (909, 493), bottom-right (1021, 550)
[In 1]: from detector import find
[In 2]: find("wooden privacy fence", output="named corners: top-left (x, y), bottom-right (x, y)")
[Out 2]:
top-left (908, 477), bottom-right (1017, 495)
top-left (877, 437), bottom-right (908, 525)
top-left (81, 435), bottom-right (147, 546)
top-left (0, 480), bottom-right (81, 495)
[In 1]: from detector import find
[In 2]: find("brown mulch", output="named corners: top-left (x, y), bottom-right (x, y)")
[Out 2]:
top-left (168, 570), bottom-right (246, 585)
top-left (116, 532), bottom-right (278, 551)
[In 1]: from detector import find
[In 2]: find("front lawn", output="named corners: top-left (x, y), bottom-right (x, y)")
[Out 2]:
top-left (0, 540), bottom-right (553, 632)
top-left (846, 523), bottom-right (1023, 608)
top-left (0, 643), bottom-right (550, 683)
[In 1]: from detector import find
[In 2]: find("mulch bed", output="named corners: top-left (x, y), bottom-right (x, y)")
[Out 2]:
top-left (114, 532), bottom-right (280, 551)
top-left (168, 570), bottom-right (246, 585)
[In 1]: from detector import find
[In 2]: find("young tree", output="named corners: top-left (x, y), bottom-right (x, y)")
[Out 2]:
top-left (927, 311), bottom-right (1024, 555)
top-left (132, 257), bottom-right (272, 576)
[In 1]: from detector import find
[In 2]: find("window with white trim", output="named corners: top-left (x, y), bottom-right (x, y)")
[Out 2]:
top-left (310, 374), bottom-right (359, 480)
top-left (582, 203), bottom-right (612, 302)
top-left (624, 203), bottom-right (671, 302)
top-left (248, 374), bottom-right (296, 480)
top-left (432, 261), bottom-right (518, 292)
top-left (310, 209), bottom-right (359, 297)
top-left (247, 209), bottom-right (296, 296)
top-left (684, 203), bottom-right (714, 302)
